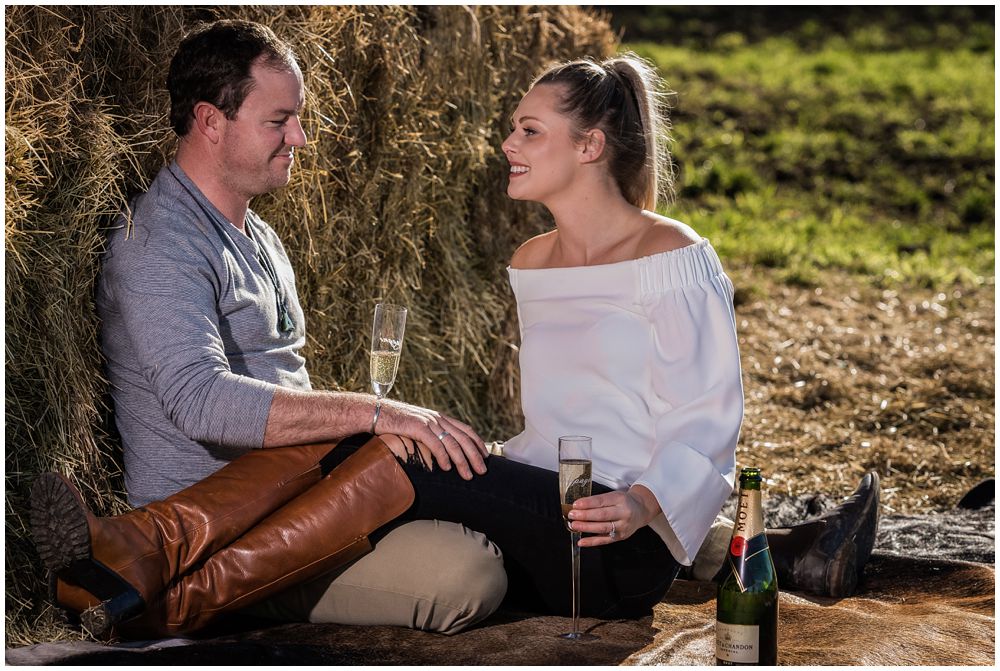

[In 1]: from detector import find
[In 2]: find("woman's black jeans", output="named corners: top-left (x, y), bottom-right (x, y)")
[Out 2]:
top-left (327, 434), bottom-right (680, 618)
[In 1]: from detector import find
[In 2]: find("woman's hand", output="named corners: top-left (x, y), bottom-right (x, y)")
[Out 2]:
top-left (374, 397), bottom-right (488, 480)
top-left (567, 485), bottom-right (661, 547)
top-left (378, 434), bottom-right (436, 471)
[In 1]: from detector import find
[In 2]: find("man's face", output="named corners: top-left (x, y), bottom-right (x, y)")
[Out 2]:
top-left (217, 60), bottom-right (306, 202)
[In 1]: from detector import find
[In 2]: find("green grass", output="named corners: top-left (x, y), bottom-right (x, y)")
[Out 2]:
top-left (627, 29), bottom-right (994, 289)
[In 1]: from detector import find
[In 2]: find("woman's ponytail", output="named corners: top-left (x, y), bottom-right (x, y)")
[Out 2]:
top-left (605, 56), bottom-right (673, 210)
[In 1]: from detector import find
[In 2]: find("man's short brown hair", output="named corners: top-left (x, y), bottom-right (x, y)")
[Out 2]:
top-left (167, 19), bottom-right (298, 136)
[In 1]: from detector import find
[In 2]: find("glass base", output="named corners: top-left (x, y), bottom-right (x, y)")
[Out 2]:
top-left (558, 632), bottom-right (599, 641)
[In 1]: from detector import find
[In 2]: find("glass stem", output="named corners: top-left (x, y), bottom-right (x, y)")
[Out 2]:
top-left (570, 530), bottom-right (581, 635)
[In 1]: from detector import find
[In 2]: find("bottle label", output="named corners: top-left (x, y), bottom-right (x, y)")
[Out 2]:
top-left (728, 531), bottom-right (769, 593)
top-left (716, 621), bottom-right (759, 664)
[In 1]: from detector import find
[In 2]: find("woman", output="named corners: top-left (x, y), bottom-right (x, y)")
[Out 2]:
top-left (500, 56), bottom-right (741, 565)
top-left (390, 55), bottom-right (740, 615)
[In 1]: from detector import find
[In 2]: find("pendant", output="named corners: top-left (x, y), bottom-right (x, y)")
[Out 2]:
top-left (278, 306), bottom-right (295, 334)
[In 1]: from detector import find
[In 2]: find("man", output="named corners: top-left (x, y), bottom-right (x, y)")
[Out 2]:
top-left (30, 19), bottom-right (505, 639)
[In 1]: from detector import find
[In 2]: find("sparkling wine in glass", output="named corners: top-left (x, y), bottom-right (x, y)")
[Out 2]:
top-left (370, 303), bottom-right (407, 399)
top-left (558, 435), bottom-right (598, 641)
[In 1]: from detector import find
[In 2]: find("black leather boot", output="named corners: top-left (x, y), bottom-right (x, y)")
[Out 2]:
top-left (769, 471), bottom-right (881, 598)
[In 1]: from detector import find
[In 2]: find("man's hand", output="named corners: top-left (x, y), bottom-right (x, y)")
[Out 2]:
top-left (263, 387), bottom-right (487, 479)
top-left (375, 398), bottom-right (488, 480)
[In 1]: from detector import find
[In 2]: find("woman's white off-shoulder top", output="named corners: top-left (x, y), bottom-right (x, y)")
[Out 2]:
top-left (504, 238), bottom-right (744, 565)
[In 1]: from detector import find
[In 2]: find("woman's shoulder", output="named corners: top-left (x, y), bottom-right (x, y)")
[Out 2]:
top-left (632, 213), bottom-right (727, 297)
top-left (510, 230), bottom-right (557, 269)
top-left (635, 212), bottom-right (702, 258)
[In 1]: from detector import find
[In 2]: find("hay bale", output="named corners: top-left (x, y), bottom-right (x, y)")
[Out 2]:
top-left (3, 5), bottom-right (616, 644)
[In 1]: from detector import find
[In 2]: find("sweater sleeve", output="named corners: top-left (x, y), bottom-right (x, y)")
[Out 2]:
top-left (103, 220), bottom-right (275, 448)
top-left (632, 272), bottom-right (743, 565)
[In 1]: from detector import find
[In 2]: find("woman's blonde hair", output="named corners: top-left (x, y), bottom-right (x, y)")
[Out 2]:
top-left (532, 53), bottom-right (673, 210)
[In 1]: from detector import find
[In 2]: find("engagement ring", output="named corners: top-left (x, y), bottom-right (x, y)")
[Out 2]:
top-left (437, 430), bottom-right (449, 440)
top-left (609, 521), bottom-right (617, 539)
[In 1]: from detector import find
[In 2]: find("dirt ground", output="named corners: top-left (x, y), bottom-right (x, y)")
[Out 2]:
top-left (729, 267), bottom-right (995, 516)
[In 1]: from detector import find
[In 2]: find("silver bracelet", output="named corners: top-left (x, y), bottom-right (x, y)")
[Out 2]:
top-left (371, 399), bottom-right (382, 435)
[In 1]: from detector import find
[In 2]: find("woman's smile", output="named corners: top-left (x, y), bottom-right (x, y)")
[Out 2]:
top-left (509, 163), bottom-right (530, 177)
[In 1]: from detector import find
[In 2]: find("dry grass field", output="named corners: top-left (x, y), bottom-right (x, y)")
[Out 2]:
top-left (730, 267), bottom-right (993, 514)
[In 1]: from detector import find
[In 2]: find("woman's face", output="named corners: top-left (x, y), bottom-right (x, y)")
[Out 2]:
top-left (501, 84), bottom-right (582, 204)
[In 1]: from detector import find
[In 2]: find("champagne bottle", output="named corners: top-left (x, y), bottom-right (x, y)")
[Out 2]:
top-left (716, 467), bottom-right (778, 665)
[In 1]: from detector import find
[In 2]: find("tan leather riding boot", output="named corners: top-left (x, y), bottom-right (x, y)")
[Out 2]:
top-left (118, 437), bottom-right (414, 638)
top-left (31, 440), bottom-right (344, 635)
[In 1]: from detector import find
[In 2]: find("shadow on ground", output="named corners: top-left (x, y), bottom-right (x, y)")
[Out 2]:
top-left (6, 608), bottom-right (656, 666)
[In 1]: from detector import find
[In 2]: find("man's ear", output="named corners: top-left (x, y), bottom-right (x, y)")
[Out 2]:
top-left (192, 101), bottom-right (224, 143)
top-left (578, 129), bottom-right (607, 164)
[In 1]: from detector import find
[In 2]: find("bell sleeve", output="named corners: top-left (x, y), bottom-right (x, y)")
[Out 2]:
top-left (632, 271), bottom-right (744, 565)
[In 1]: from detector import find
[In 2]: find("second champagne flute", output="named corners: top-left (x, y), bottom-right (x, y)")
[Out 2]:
top-left (558, 435), bottom-right (598, 641)
top-left (370, 303), bottom-right (407, 399)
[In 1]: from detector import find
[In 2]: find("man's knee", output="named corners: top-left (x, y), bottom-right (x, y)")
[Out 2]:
top-left (439, 523), bottom-right (507, 633)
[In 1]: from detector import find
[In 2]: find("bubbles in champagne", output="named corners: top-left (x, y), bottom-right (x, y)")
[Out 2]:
top-left (370, 349), bottom-right (400, 395)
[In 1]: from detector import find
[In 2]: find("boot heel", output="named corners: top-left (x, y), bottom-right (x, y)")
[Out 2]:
top-left (80, 587), bottom-right (145, 637)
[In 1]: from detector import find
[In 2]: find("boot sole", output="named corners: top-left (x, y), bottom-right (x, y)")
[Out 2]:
top-left (825, 472), bottom-right (880, 597)
top-left (30, 473), bottom-right (92, 573)
top-left (30, 473), bottom-right (145, 636)
top-left (851, 471), bottom-right (881, 571)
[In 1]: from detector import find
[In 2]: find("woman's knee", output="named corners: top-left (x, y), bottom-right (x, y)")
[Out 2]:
top-left (396, 520), bottom-right (507, 633)
top-left (305, 519), bottom-right (506, 634)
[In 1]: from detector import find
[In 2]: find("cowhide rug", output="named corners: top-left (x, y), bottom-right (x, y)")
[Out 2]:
top-left (630, 553), bottom-right (994, 666)
top-left (6, 553), bottom-right (993, 666)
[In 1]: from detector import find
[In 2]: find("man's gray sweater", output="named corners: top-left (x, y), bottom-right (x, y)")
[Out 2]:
top-left (97, 163), bottom-right (311, 506)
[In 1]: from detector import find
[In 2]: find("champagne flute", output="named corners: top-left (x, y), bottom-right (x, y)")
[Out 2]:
top-left (558, 435), bottom-right (598, 641)
top-left (370, 303), bottom-right (407, 399)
